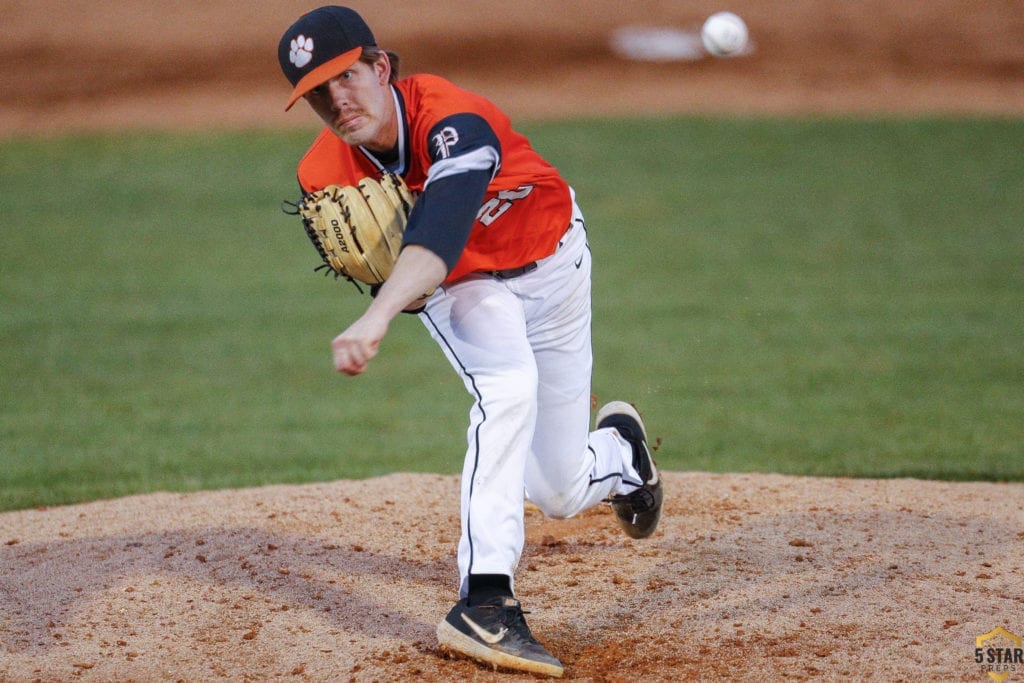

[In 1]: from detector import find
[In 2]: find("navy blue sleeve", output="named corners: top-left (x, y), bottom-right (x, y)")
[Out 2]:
top-left (403, 169), bottom-right (492, 271)
top-left (401, 113), bottom-right (502, 272)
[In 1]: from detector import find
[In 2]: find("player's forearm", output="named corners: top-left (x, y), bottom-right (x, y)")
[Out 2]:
top-left (367, 245), bottom-right (447, 319)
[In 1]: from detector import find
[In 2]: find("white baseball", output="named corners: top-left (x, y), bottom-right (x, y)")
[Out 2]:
top-left (701, 11), bottom-right (749, 57)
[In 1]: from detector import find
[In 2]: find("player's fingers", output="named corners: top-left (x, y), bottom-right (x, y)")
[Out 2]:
top-left (332, 339), bottom-right (356, 373)
top-left (340, 361), bottom-right (365, 376)
top-left (332, 337), bottom-right (376, 375)
top-left (333, 349), bottom-right (362, 374)
top-left (334, 352), bottom-right (365, 375)
top-left (361, 339), bottom-right (380, 364)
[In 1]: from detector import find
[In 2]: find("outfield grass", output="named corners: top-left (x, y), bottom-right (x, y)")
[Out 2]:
top-left (1, 117), bottom-right (1022, 511)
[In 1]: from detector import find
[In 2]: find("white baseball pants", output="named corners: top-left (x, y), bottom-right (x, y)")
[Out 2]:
top-left (420, 198), bottom-right (643, 597)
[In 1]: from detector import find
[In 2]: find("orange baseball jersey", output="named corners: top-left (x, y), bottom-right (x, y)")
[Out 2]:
top-left (296, 74), bottom-right (573, 282)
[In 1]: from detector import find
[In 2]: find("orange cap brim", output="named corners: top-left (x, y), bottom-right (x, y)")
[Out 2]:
top-left (284, 46), bottom-right (363, 111)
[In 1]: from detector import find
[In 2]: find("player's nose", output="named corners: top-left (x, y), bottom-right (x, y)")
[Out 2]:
top-left (325, 78), bottom-right (349, 111)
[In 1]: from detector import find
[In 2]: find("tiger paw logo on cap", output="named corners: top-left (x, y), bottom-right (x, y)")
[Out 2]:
top-left (289, 35), bottom-right (314, 68)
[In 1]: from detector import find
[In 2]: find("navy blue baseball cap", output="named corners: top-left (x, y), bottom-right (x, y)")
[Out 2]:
top-left (279, 6), bottom-right (377, 110)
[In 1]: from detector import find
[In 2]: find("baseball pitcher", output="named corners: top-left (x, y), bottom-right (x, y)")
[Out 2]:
top-left (279, 6), bottom-right (663, 677)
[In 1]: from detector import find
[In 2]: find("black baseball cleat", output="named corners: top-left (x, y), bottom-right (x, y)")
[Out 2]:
top-left (597, 401), bottom-right (664, 539)
top-left (436, 596), bottom-right (564, 678)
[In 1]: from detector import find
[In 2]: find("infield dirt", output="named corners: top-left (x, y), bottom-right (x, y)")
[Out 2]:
top-left (3, 0), bottom-right (1023, 136)
top-left (2, 1), bottom-right (1023, 681)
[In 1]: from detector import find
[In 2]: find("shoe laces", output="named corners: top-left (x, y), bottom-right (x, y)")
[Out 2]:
top-left (499, 604), bottom-right (535, 635)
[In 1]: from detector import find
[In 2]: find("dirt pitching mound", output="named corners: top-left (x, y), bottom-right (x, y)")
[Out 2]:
top-left (2, 472), bottom-right (1021, 681)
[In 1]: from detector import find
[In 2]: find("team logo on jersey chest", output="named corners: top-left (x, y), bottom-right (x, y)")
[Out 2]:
top-left (432, 127), bottom-right (460, 159)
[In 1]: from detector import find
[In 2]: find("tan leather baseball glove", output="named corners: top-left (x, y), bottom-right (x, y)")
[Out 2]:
top-left (295, 173), bottom-right (416, 286)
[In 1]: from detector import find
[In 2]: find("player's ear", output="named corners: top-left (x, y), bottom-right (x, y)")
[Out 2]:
top-left (374, 52), bottom-right (391, 86)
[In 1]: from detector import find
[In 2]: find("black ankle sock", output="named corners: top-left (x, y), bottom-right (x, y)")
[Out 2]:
top-left (467, 573), bottom-right (513, 604)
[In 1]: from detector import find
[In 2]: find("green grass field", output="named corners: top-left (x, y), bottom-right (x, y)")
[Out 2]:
top-left (2, 117), bottom-right (1022, 511)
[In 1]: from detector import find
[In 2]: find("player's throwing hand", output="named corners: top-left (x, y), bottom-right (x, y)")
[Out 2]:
top-left (331, 315), bottom-right (386, 375)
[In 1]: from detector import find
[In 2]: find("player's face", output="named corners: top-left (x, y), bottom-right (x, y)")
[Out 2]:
top-left (304, 58), bottom-right (396, 152)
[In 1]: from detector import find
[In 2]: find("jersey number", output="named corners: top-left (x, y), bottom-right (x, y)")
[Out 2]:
top-left (477, 185), bottom-right (534, 226)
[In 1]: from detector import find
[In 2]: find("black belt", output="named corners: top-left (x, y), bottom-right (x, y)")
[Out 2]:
top-left (489, 262), bottom-right (538, 279)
